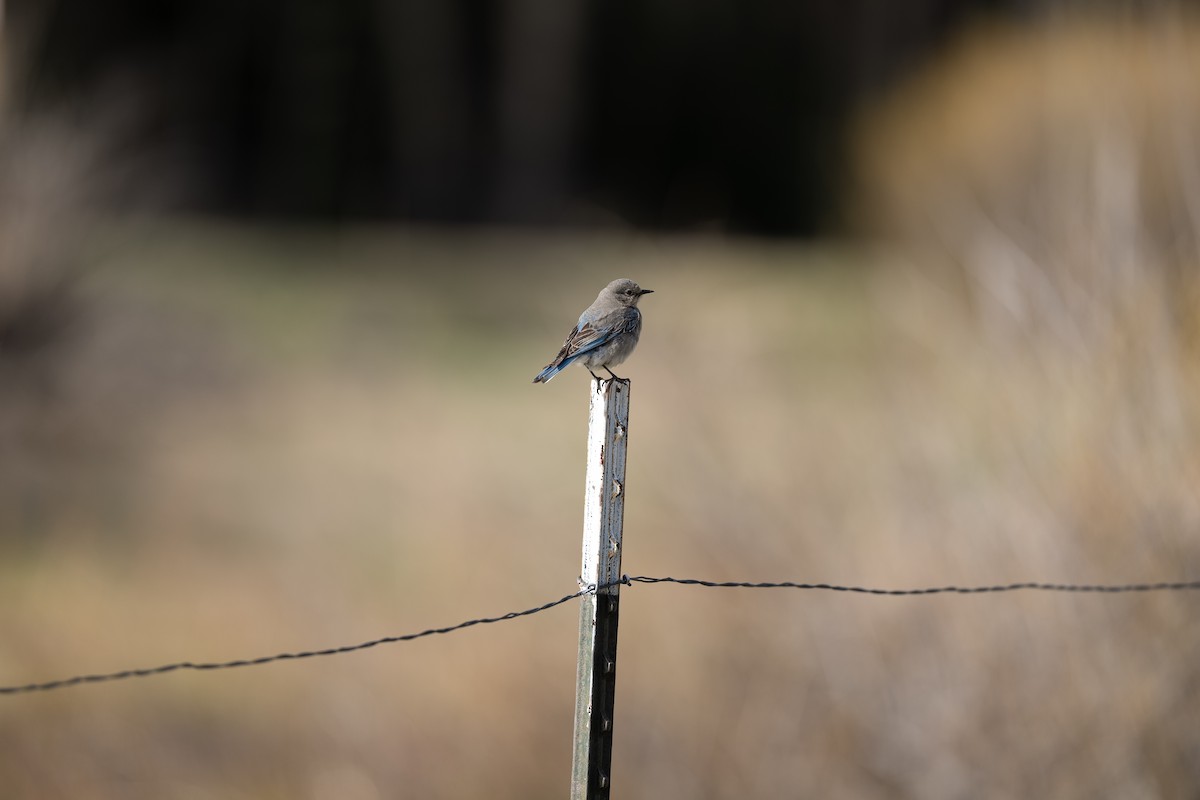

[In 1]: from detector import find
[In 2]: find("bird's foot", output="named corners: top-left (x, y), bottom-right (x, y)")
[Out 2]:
top-left (604, 367), bottom-right (625, 381)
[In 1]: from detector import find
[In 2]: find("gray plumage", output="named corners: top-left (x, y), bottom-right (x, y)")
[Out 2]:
top-left (533, 278), bottom-right (654, 383)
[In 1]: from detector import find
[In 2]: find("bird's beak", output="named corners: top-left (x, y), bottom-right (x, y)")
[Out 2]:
top-left (639, 289), bottom-right (654, 295)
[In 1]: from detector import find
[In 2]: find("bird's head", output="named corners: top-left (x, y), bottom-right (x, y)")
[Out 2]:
top-left (604, 278), bottom-right (654, 308)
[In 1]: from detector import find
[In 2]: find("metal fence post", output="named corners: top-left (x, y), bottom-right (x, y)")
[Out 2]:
top-left (570, 377), bottom-right (631, 800)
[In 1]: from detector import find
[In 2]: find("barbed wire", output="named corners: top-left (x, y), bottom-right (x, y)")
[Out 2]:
top-left (0, 586), bottom-right (595, 696)
top-left (3, 574), bottom-right (1198, 696)
top-left (626, 575), bottom-right (1200, 594)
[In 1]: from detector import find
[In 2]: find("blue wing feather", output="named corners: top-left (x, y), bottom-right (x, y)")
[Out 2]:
top-left (532, 320), bottom-right (619, 383)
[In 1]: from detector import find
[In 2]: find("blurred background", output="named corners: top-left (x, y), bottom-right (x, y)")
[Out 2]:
top-left (2, 0), bottom-right (1200, 797)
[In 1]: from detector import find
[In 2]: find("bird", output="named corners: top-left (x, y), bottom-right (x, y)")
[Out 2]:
top-left (533, 278), bottom-right (654, 384)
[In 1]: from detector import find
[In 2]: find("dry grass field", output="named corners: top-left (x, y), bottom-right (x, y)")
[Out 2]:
top-left (3, 14), bottom-right (1200, 800)
top-left (0, 222), bottom-right (1197, 799)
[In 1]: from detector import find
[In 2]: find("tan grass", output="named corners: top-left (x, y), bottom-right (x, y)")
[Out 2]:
top-left (0, 219), bottom-right (1196, 797)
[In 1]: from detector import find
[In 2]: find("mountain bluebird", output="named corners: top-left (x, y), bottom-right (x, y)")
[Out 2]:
top-left (533, 278), bottom-right (654, 383)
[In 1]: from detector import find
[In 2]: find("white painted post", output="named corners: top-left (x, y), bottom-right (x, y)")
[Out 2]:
top-left (570, 377), bottom-right (630, 800)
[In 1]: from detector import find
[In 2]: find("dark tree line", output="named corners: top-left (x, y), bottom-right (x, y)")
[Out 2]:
top-left (14, 0), bottom-right (1011, 235)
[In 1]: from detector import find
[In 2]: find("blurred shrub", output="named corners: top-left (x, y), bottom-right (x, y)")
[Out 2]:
top-left (0, 120), bottom-right (88, 375)
top-left (844, 19), bottom-right (1200, 796)
top-left (0, 53), bottom-right (149, 545)
top-left (852, 11), bottom-right (1200, 557)
top-left (853, 15), bottom-right (1200, 346)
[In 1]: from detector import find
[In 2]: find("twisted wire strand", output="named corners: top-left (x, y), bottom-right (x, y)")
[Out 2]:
top-left (0, 587), bottom-right (592, 696)
top-left (625, 576), bottom-right (1200, 595)
top-left (4, 574), bottom-right (1198, 696)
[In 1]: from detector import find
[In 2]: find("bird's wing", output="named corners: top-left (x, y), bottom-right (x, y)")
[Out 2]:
top-left (565, 308), bottom-right (640, 358)
top-left (554, 319), bottom-right (617, 363)
top-left (616, 307), bottom-right (641, 337)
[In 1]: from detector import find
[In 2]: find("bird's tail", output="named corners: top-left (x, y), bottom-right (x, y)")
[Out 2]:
top-left (532, 362), bottom-right (563, 383)
top-left (534, 350), bottom-right (585, 383)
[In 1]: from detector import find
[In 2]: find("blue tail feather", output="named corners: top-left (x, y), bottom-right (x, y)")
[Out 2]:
top-left (532, 352), bottom-right (585, 383)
